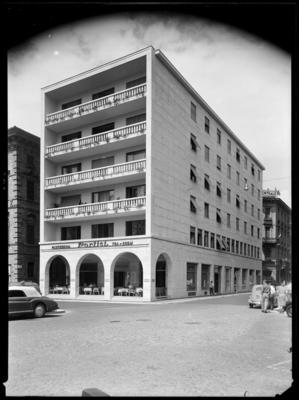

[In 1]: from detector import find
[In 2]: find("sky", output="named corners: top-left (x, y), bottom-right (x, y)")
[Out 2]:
top-left (7, 13), bottom-right (291, 207)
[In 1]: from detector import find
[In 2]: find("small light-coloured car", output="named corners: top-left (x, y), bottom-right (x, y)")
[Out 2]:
top-left (248, 284), bottom-right (277, 309)
top-left (9, 286), bottom-right (60, 318)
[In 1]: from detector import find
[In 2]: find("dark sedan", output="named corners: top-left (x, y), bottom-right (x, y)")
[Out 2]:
top-left (9, 286), bottom-right (60, 318)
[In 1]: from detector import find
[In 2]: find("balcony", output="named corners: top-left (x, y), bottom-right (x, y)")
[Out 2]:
top-left (45, 122), bottom-right (146, 161)
top-left (264, 216), bottom-right (273, 226)
top-left (45, 84), bottom-right (146, 132)
top-left (45, 159), bottom-right (146, 192)
top-left (44, 196), bottom-right (146, 223)
top-left (263, 237), bottom-right (277, 244)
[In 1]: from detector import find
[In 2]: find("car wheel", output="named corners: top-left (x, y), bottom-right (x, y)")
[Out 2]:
top-left (286, 304), bottom-right (292, 318)
top-left (249, 304), bottom-right (253, 308)
top-left (34, 303), bottom-right (46, 318)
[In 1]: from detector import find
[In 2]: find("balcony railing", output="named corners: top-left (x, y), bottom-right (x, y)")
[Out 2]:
top-left (45, 122), bottom-right (146, 158)
top-left (45, 159), bottom-right (146, 189)
top-left (264, 216), bottom-right (273, 225)
top-left (45, 196), bottom-right (146, 220)
top-left (45, 84), bottom-right (146, 126)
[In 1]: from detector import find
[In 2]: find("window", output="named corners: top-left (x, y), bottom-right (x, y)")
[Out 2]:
top-left (227, 188), bottom-right (231, 203)
top-left (236, 148), bottom-right (240, 163)
top-left (126, 113), bottom-right (146, 125)
top-left (236, 171), bottom-right (240, 185)
top-left (92, 223), bottom-right (114, 238)
top-left (240, 242), bottom-right (243, 255)
top-left (126, 185), bottom-right (146, 198)
top-left (251, 204), bottom-right (254, 217)
top-left (191, 102), bottom-right (197, 121)
top-left (204, 116), bottom-right (210, 133)
top-left (190, 165), bottom-right (197, 182)
top-left (26, 180), bottom-right (34, 201)
top-left (92, 122), bottom-right (115, 135)
top-left (210, 233), bottom-right (215, 248)
top-left (258, 169), bottom-right (261, 181)
top-left (251, 225), bottom-right (254, 237)
top-left (231, 239), bottom-right (235, 253)
top-left (227, 164), bottom-right (231, 179)
top-left (251, 164), bottom-right (255, 177)
top-left (27, 262), bottom-right (34, 278)
top-left (61, 226), bottom-right (81, 240)
top-left (190, 133), bottom-right (198, 152)
top-left (61, 131), bottom-right (81, 142)
top-left (201, 265), bottom-right (210, 290)
top-left (204, 202), bottom-right (209, 218)
top-left (204, 145), bottom-right (210, 162)
top-left (244, 156), bottom-right (248, 169)
top-left (257, 248), bottom-right (260, 259)
top-left (217, 129), bottom-right (221, 144)
top-left (244, 199), bottom-right (248, 212)
top-left (204, 231), bottom-right (209, 247)
top-left (226, 238), bottom-right (230, 252)
top-left (216, 208), bottom-right (222, 223)
top-left (190, 226), bottom-right (196, 244)
top-left (244, 243), bottom-right (247, 256)
top-left (257, 189), bottom-right (261, 200)
top-left (126, 149), bottom-right (146, 162)
top-left (92, 156), bottom-right (114, 169)
top-left (61, 163), bottom-right (81, 175)
top-left (9, 290), bottom-right (26, 298)
top-left (61, 98), bottom-right (81, 110)
top-left (257, 228), bottom-right (260, 239)
top-left (26, 224), bottom-right (34, 244)
top-left (197, 229), bottom-right (203, 246)
top-left (227, 139), bottom-right (231, 154)
top-left (61, 195), bottom-right (81, 207)
top-left (236, 217), bottom-right (240, 231)
top-left (216, 234), bottom-right (221, 250)
top-left (251, 184), bottom-right (254, 196)
top-left (251, 246), bottom-right (254, 257)
top-left (216, 155), bottom-right (221, 170)
top-left (92, 87), bottom-right (114, 100)
top-left (216, 182), bottom-right (222, 197)
top-left (257, 209), bottom-right (260, 220)
top-left (244, 178), bottom-right (248, 190)
top-left (236, 241), bottom-right (239, 254)
top-left (126, 76), bottom-right (146, 88)
top-left (236, 195), bottom-right (240, 209)
top-left (190, 196), bottom-right (197, 213)
top-left (126, 220), bottom-right (145, 236)
top-left (227, 213), bottom-right (231, 228)
top-left (244, 221), bottom-right (247, 234)
top-left (204, 174), bottom-right (210, 190)
top-left (186, 263), bottom-right (197, 291)
top-left (92, 190), bottom-right (114, 203)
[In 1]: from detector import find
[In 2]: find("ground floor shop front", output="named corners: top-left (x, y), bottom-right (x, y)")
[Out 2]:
top-left (39, 236), bottom-right (262, 301)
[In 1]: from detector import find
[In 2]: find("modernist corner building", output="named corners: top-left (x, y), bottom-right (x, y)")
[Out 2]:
top-left (40, 46), bottom-right (265, 301)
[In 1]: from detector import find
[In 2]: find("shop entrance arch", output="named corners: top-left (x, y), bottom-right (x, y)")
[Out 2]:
top-left (48, 256), bottom-right (70, 294)
top-left (77, 254), bottom-right (104, 295)
top-left (111, 252), bottom-right (143, 297)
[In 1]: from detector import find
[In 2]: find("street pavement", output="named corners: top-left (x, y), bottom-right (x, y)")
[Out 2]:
top-left (6, 294), bottom-right (292, 397)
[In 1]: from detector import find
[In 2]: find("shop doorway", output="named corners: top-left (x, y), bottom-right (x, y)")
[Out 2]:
top-left (48, 256), bottom-right (70, 294)
top-left (156, 254), bottom-right (169, 297)
top-left (112, 252), bottom-right (143, 297)
top-left (77, 254), bottom-right (104, 295)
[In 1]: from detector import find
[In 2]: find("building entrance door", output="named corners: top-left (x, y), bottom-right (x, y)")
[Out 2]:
top-left (214, 271), bottom-right (219, 294)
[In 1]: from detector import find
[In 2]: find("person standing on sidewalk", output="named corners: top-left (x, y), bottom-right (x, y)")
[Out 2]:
top-left (209, 280), bottom-right (215, 296)
top-left (261, 280), bottom-right (271, 312)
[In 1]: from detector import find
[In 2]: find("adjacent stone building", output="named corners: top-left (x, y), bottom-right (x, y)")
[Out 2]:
top-left (40, 46), bottom-right (264, 300)
top-left (8, 126), bottom-right (40, 283)
top-left (262, 188), bottom-right (291, 283)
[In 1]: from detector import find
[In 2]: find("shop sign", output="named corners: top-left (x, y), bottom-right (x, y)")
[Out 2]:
top-left (263, 188), bottom-right (280, 197)
top-left (78, 240), bottom-right (134, 248)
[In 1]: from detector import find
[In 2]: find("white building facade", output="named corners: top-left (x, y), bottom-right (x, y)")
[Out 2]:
top-left (40, 46), bottom-right (265, 301)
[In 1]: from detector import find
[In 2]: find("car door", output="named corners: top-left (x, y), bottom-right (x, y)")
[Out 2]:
top-left (8, 289), bottom-right (32, 314)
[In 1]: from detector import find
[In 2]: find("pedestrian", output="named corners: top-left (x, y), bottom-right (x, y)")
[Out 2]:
top-left (261, 280), bottom-right (271, 313)
top-left (275, 281), bottom-right (287, 313)
top-left (269, 284), bottom-right (276, 310)
top-left (209, 280), bottom-right (215, 296)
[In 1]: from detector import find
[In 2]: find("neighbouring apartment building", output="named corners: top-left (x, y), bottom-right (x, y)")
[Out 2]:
top-left (8, 126), bottom-right (40, 283)
top-left (262, 188), bottom-right (291, 283)
top-left (40, 46), bottom-right (264, 301)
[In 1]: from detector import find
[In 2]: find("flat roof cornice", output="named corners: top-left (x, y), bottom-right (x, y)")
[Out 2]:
top-left (155, 49), bottom-right (265, 171)
top-left (42, 46), bottom-right (153, 93)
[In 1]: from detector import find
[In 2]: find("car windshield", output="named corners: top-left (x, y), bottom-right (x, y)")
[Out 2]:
top-left (25, 287), bottom-right (42, 297)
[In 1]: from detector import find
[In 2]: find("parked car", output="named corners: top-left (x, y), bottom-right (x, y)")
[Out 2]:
top-left (248, 284), bottom-right (277, 309)
top-left (9, 286), bottom-right (60, 318)
top-left (9, 280), bottom-right (42, 294)
top-left (282, 287), bottom-right (292, 318)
